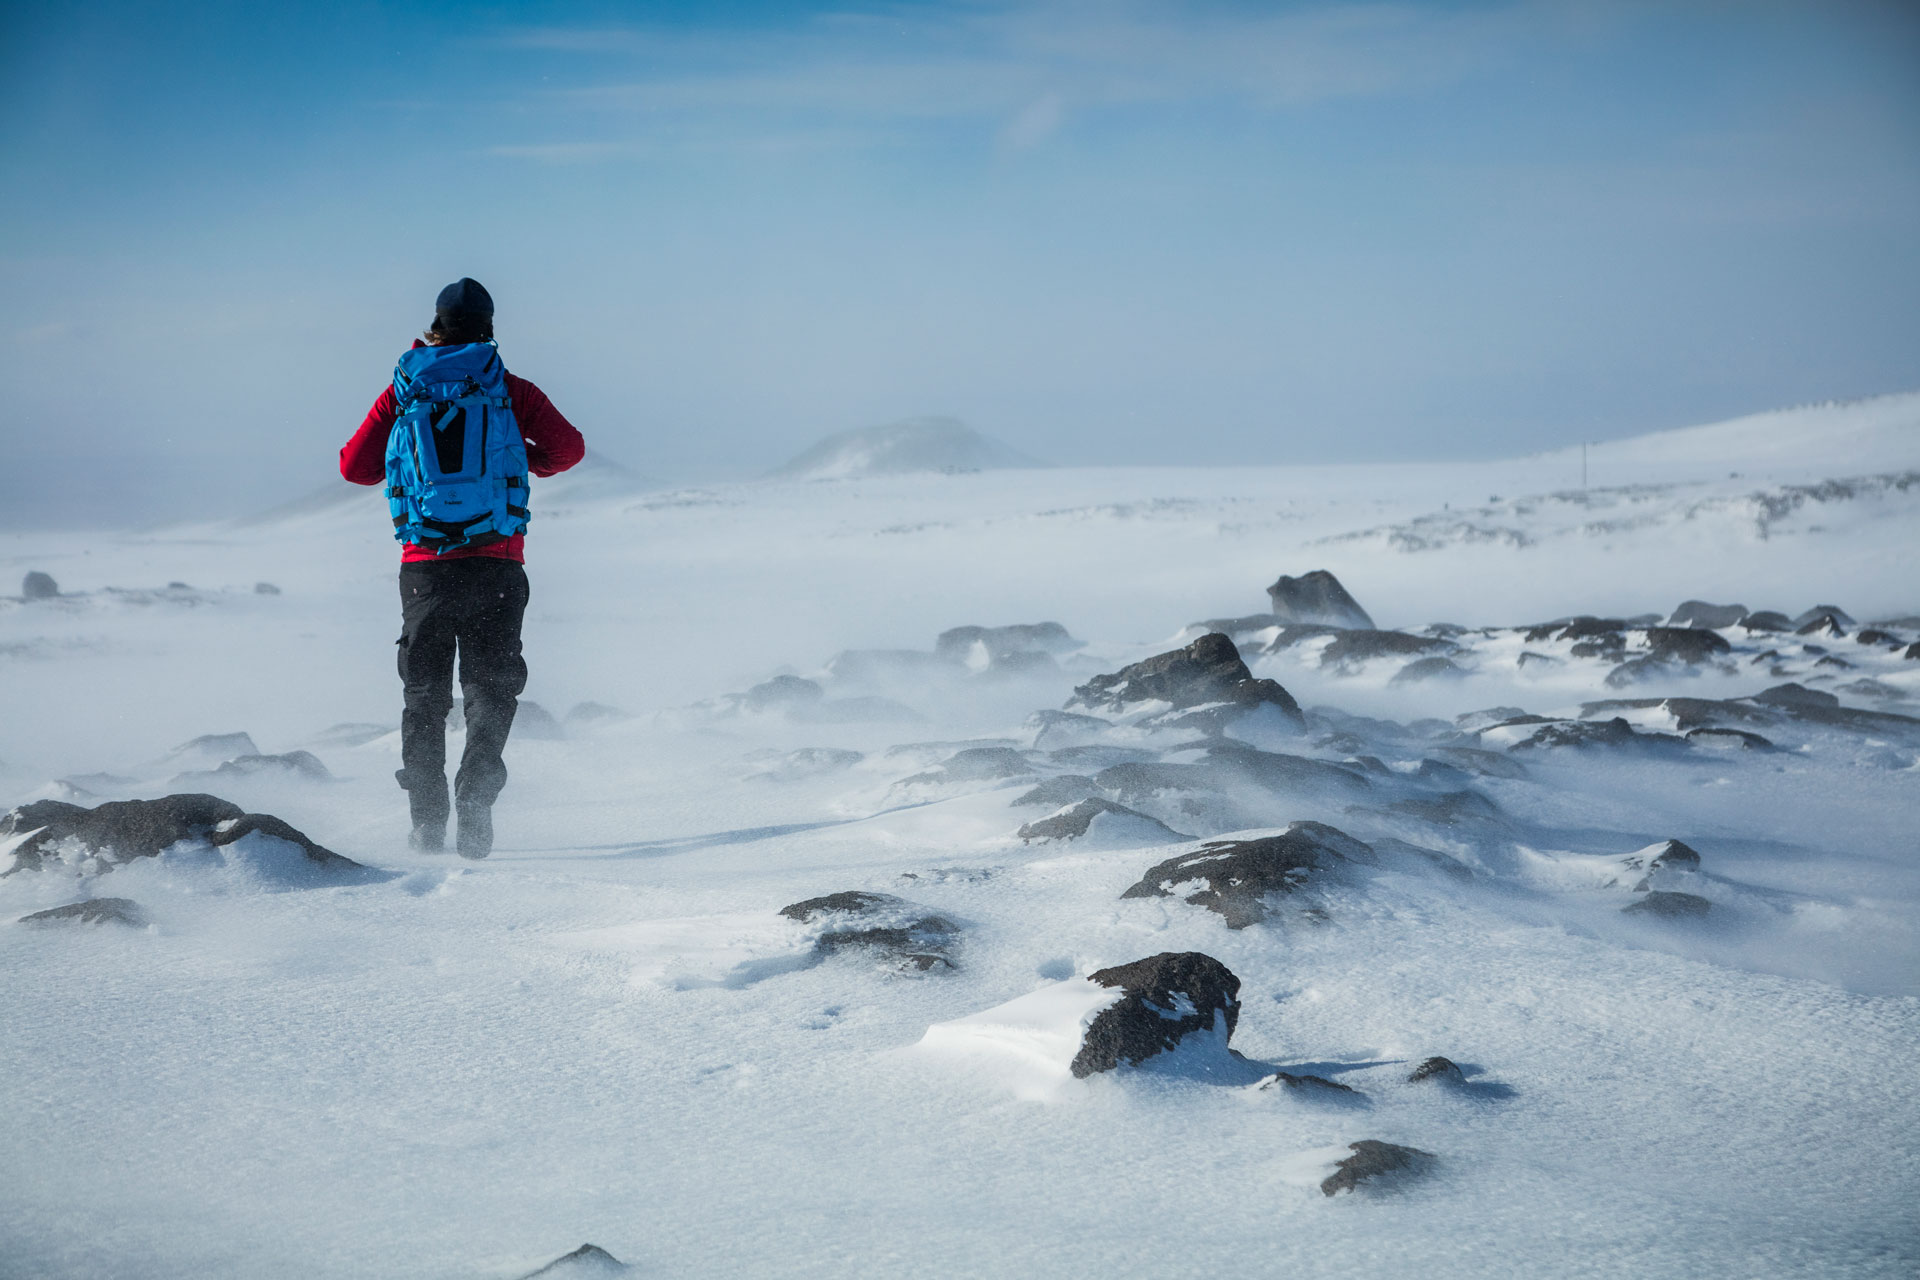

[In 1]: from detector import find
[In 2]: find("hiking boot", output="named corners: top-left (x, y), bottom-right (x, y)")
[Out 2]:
top-left (455, 804), bottom-right (493, 860)
top-left (407, 823), bottom-right (445, 853)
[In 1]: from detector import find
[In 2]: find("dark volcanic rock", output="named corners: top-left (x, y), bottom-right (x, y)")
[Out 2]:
top-left (1267, 570), bottom-right (1374, 629)
top-left (1740, 610), bottom-right (1792, 632)
top-left (901, 746), bottom-right (1034, 787)
top-left (1320, 1140), bottom-right (1436, 1196)
top-left (779, 891), bottom-right (903, 921)
top-left (0, 794), bottom-right (362, 876)
top-left (1069, 633), bottom-right (1305, 728)
top-left (1525, 616), bottom-right (1626, 644)
top-left (1644, 627), bottom-right (1732, 664)
top-left (1751, 682), bottom-right (1839, 709)
top-left (1792, 605), bottom-right (1856, 630)
top-left (1319, 630), bottom-right (1453, 669)
top-left (1391, 656), bottom-right (1466, 684)
top-left (22, 570), bottom-right (59, 600)
top-left (1120, 821), bottom-right (1369, 928)
top-left (742, 674), bottom-right (824, 711)
top-left (1261, 1071), bottom-right (1358, 1095)
top-left (1855, 629), bottom-right (1903, 648)
top-left (1907, 642), bottom-right (1920, 661)
top-left (1623, 890), bottom-right (1711, 919)
top-left (18, 897), bottom-right (147, 928)
top-left (1796, 614), bottom-right (1848, 638)
top-left (1011, 774), bottom-right (1103, 808)
top-left (1016, 798), bottom-right (1189, 843)
top-left (1685, 727), bottom-right (1774, 751)
top-left (518, 1243), bottom-right (630, 1278)
top-left (1407, 1056), bottom-right (1465, 1085)
top-left (780, 891), bottom-right (960, 971)
top-left (1070, 951), bottom-right (1241, 1078)
top-left (1666, 600), bottom-right (1747, 629)
top-left (1505, 718), bottom-right (1687, 752)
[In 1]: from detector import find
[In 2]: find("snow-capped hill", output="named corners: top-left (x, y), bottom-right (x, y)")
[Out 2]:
top-left (1535, 391), bottom-right (1920, 481)
top-left (770, 416), bottom-right (1041, 480)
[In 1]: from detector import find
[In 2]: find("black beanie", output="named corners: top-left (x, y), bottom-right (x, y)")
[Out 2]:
top-left (434, 277), bottom-right (494, 318)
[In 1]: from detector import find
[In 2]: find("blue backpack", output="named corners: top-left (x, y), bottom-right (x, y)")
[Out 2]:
top-left (384, 342), bottom-right (530, 552)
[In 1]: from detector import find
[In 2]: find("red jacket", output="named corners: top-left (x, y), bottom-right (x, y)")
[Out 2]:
top-left (340, 341), bottom-right (585, 563)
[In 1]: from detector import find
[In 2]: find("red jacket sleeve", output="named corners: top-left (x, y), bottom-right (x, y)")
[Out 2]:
top-left (339, 386), bottom-right (399, 485)
top-left (507, 374), bottom-right (586, 477)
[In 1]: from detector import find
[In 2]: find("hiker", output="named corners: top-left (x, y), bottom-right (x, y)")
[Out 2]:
top-left (338, 278), bottom-right (585, 857)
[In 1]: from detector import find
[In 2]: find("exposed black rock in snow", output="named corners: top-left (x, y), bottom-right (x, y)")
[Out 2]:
top-left (1623, 890), bottom-right (1712, 919)
top-left (1796, 614), bottom-right (1848, 639)
top-left (1686, 727), bottom-right (1775, 751)
top-left (253, 581), bottom-right (281, 595)
top-left (1907, 642), bottom-right (1920, 660)
top-left (935, 622), bottom-right (1081, 670)
top-left (1408, 1056), bottom-right (1465, 1085)
top-left (0, 794), bottom-right (364, 877)
top-left (1792, 605), bottom-right (1856, 630)
top-left (1070, 952), bottom-right (1241, 1078)
top-left (1120, 821), bottom-right (1369, 928)
top-left (517, 1243), bottom-right (630, 1277)
top-left (22, 570), bottom-right (59, 600)
top-left (198, 751), bottom-right (332, 782)
top-left (1515, 650), bottom-right (1560, 668)
top-left (1426, 746), bottom-right (1527, 779)
top-left (1643, 627), bottom-right (1733, 664)
top-left (1525, 616), bottom-right (1626, 644)
top-left (1320, 1140), bottom-right (1436, 1196)
top-left (742, 675), bottom-right (824, 712)
top-left (899, 746), bottom-right (1035, 788)
top-left (1260, 1072), bottom-right (1359, 1095)
top-left (1391, 656), bottom-right (1467, 684)
top-left (779, 891), bottom-right (960, 971)
top-left (1666, 600), bottom-right (1748, 628)
top-left (1267, 570), bottom-right (1375, 629)
top-left (1740, 610), bottom-right (1793, 632)
top-left (1752, 682), bottom-right (1839, 709)
top-left (1011, 774), bottom-right (1103, 808)
top-left (1501, 718), bottom-right (1687, 753)
top-left (1016, 798), bottom-right (1190, 844)
top-left (17, 897), bottom-right (147, 928)
top-left (1319, 629), bottom-right (1455, 669)
top-left (1068, 633), bottom-right (1305, 729)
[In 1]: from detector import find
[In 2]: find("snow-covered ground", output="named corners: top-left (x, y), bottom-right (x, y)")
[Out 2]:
top-left (2, 394), bottom-right (1918, 1278)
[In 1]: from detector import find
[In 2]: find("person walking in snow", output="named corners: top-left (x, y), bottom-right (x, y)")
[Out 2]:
top-left (338, 278), bottom-right (585, 857)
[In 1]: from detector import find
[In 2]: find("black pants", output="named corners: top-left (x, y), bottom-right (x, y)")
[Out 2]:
top-left (395, 559), bottom-right (529, 827)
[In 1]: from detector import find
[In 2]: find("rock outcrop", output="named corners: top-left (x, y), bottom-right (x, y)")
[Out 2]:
top-left (1070, 952), bottom-right (1241, 1078)
top-left (780, 891), bottom-right (960, 971)
top-left (1068, 633), bottom-right (1304, 729)
top-left (18, 897), bottom-right (147, 928)
top-left (22, 571), bottom-right (59, 600)
top-left (1319, 1140), bottom-right (1436, 1196)
top-left (0, 794), bottom-right (362, 877)
top-left (1120, 821), bottom-right (1369, 927)
top-left (1267, 570), bottom-right (1374, 629)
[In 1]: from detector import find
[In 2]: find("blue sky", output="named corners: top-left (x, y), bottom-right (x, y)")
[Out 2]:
top-left (2, 0), bottom-right (1917, 523)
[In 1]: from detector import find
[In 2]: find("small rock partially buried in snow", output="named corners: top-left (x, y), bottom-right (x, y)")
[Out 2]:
top-left (517, 1243), bottom-right (630, 1278)
top-left (779, 891), bottom-right (960, 971)
top-left (1072, 951), bottom-right (1241, 1079)
top-left (1622, 890), bottom-right (1711, 919)
top-left (1261, 1071), bottom-right (1358, 1095)
top-left (1121, 822), bottom-right (1369, 928)
top-left (18, 897), bottom-right (147, 928)
top-left (1067, 632), bottom-right (1304, 728)
top-left (22, 571), bottom-right (59, 600)
top-left (1407, 1056), bottom-right (1465, 1085)
top-left (0, 794), bottom-right (363, 877)
top-left (1320, 1140), bottom-right (1436, 1197)
top-left (1016, 798), bottom-right (1190, 844)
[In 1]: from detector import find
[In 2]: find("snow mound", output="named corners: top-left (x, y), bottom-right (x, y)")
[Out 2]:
top-left (1535, 391), bottom-right (1920, 479)
top-left (770, 416), bottom-right (1040, 479)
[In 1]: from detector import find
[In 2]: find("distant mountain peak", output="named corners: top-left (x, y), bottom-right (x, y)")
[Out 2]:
top-left (771, 416), bottom-right (1042, 480)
